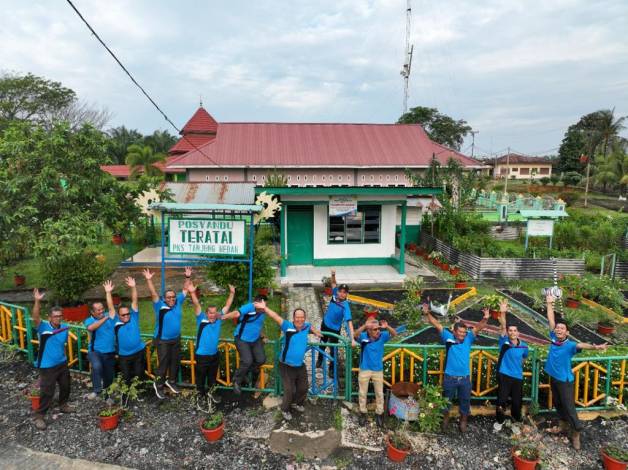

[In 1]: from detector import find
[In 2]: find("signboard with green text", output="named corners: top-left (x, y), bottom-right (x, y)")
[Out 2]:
top-left (169, 218), bottom-right (245, 255)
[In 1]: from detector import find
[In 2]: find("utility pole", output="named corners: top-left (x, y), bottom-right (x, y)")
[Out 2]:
top-left (470, 130), bottom-right (479, 158)
top-left (504, 147), bottom-right (511, 195)
top-left (400, 0), bottom-right (413, 115)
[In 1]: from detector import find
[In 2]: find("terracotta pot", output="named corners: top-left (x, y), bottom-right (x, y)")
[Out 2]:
top-left (386, 437), bottom-right (410, 462)
top-left (407, 243), bottom-right (417, 251)
top-left (112, 234), bottom-right (124, 245)
top-left (565, 298), bottom-right (580, 309)
top-left (415, 247), bottom-right (424, 255)
top-left (422, 253), bottom-right (429, 260)
top-left (14, 275), bottom-right (26, 287)
top-left (441, 263), bottom-right (450, 271)
top-left (324, 287), bottom-right (333, 296)
top-left (490, 310), bottom-right (500, 320)
top-left (364, 310), bottom-right (378, 320)
top-left (512, 448), bottom-right (540, 470)
top-left (200, 419), bottom-right (224, 442)
top-left (449, 268), bottom-right (460, 276)
top-left (597, 323), bottom-right (616, 336)
top-left (99, 411), bottom-right (120, 431)
top-left (30, 395), bottom-right (40, 411)
top-left (454, 282), bottom-right (467, 289)
top-left (256, 288), bottom-right (269, 297)
top-left (111, 294), bottom-right (122, 306)
top-left (62, 304), bottom-right (90, 322)
top-left (601, 448), bottom-right (627, 470)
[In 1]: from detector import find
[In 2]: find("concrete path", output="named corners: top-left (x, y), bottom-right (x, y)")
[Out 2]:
top-left (0, 443), bottom-right (132, 470)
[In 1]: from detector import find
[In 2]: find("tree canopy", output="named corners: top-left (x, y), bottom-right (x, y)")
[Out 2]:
top-left (397, 106), bottom-right (472, 151)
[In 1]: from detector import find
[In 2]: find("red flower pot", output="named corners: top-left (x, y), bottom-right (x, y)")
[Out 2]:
top-left (512, 448), bottom-right (540, 470)
top-left (62, 304), bottom-right (90, 322)
top-left (565, 298), bottom-right (580, 309)
top-left (14, 275), bottom-right (26, 287)
top-left (407, 243), bottom-right (417, 251)
top-left (386, 437), bottom-right (410, 462)
top-left (454, 282), bottom-right (467, 289)
top-left (415, 247), bottom-right (424, 255)
top-left (30, 395), bottom-right (40, 411)
top-left (256, 288), bottom-right (269, 297)
top-left (200, 420), bottom-right (224, 442)
top-left (490, 310), bottom-right (500, 320)
top-left (441, 263), bottom-right (450, 271)
top-left (324, 287), bottom-right (333, 296)
top-left (112, 294), bottom-right (122, 306)
top-left (422, 253), bottom-right (429, 260)
top-left (601, 448), bottom-right (627, 470)
top-left (364, 310), bottom-right (378, 320)
top-left (99, 412), bottom-right (120, 431)
top-left (597, 323), bottom-right (616, 335)
top-left (449, 268), bottom-right (460, 276)
top-left (112, 234), bottom-right (124, 245)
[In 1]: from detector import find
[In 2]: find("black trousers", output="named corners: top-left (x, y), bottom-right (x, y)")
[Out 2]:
top-left (119, 350), bottom-right (146, 384)
top-left (496, 372), bottom-right (523, 423)
top-left (234, 338), bottom-right (266, 387)
top-left (37, 363), bottom-right (71, 416)
top-left (316, 322), bottom-right (341, 371)
top-left (279, 362), bottom-right (308, 412)
top-left (154, 337), bottom-right (181, 385)
top-left (551, 377), bottom-right (583, 432)
top-left (196, 353), bottom-right (220, 395)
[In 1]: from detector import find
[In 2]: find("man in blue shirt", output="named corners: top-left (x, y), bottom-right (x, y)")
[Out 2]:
top-left (261, 301), bottom-right (322, 420)
top-left (494, 298), bottom-right (528, 431)
top-left (316, 269), bottom-right (356, 376)
top-left (231, 293), bottom-right (269, 395)
top-left (354, 318), bottom-right (397, 427)
top-left (188, 282), bottom-right (237, 405)
top-left (544, 293), bottom-right (607, 450)
top-left (84, 292), bottom-right (116, 400)
top-left (424, 302), bottom-right (490, 433)
top-left (143, 267), bottom-right (192, 399)
top-left (31, 289), bottom-right (74, 431)
top-left (104, 277), bottom-right (146, 385)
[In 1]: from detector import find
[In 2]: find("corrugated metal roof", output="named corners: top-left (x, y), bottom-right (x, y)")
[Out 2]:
top-left (494, 154), bottom-right (553, 164)
top-left (181, 107), bottom-right (219, 134)
top-left (168, 123), bottom-right (485, 168)
top-left (169, 134), bottom-right (215, 155)
top-left (150, 202), bottom-right (261, 213)
top-left (165, 182), bottom-right (256, 205)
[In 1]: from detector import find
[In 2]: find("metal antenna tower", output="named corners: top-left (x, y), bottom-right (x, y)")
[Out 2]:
top-left (400, 0), bottom-right (414, 114)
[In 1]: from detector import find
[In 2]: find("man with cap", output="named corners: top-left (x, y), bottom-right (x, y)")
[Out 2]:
top-left (143, 267), bottom-right (192, 399)
top-left (261, 301), bottom-right (323, 420)
top-left (84, 297), bottom-right (117, 400)
top-left (423, 302), bottom-right (490, 432)
top-left (316, 269), bottom-right (357, 376)
top-left (354, 318), bottom-right (397, 427)
top-left (544, 292), bottom-right (607, 449)
top-left (494, 298), bottom-right (528, 430)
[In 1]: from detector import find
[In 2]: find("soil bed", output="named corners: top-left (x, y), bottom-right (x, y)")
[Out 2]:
top-left (400, 326), bottom-right (498, 346)
top-left (457, 307), bottom-right (547, 342)
top-left (350, 288), bottom-right (470, 306)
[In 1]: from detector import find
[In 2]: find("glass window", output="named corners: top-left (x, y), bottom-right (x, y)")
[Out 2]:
top-left (328, 205), bottom-right (381, 244)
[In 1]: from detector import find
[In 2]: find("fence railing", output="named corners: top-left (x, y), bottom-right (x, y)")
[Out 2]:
top-left (1, 300), bottom-right (625, 411)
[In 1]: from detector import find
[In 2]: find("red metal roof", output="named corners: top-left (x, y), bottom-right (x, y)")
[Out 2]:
top-left (101, 157), bottom-right (185, 178)
top-left (168, 134), bottom-right (215, 155)
top-left (168, 123), bottom-right (483, 168)
top-left (494, 153), bottom-right (552, 164)
top-left (180, 107), bottom-right (219, 134)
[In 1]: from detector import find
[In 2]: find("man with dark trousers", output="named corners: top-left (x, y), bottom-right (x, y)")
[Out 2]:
top-left (143, 267), bottom-right (191, 399)
top-left (188, 282), bottom-right (238, 404)
top-left (316, 269), bottom-right (356, 376)
top-left (494, 298), bottom-right (528, 431)
top-left (31, 288), bottom-right (75, 430)
top-left (84, 297), bottom-right (116, 400)
top-left (424, 302), bottom-right (490, 433)
top-left (105, 278), bottom-right (146, 384)
top-left (544, 292), bottom-right (607, 450)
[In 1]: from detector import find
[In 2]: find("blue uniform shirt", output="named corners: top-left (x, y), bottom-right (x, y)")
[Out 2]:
top-left (359, 330), bottom-right (390, 371)
top-left (497, 336), bottom-right (528, 380)
top-left (195, 316), bottom-right (222, 356)
top-left (153, 292), bottom-right (185, 340)
top-left (234, 303), bottom-right (266, 342)
top-left (323, 287), bottom-right (352, 331)
top-left (280, 320), bottom-right (311, 367)
top-left (441, 329), bottom-right (475, 377)
top-left (114, 309), bottom-right (145, 357)
top-left (544, 331), bottom-right (579, 382)
top-left (36, 321), bottom-right (69, 368)
top-left (84, 314), bottom-right (116, 353)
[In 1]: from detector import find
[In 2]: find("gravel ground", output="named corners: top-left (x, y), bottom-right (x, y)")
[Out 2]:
top-left (0, 353), bottom-right (626, 470)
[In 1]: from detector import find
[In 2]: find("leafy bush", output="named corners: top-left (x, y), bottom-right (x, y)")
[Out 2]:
top-left (562, 171), bottom-right (583, 186)
top-left (557, 191), bottom-right (581, 206)
top-left (539, 177), bottom-right (551, 186)
top-left (202, 411), bottom-right (223, 430)
top-left (414, 384), bottom-right (450, 433)
top-left (392, 276), bottom-right (425, 327)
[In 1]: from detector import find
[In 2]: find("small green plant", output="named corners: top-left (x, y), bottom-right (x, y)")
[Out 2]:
top-left (334, 456), bottom-right (352, 469)
top-left (527, 401), bottom-right (539, 417)
top-left (201, 411), bottom-right (223, 430)
top-left (428, 250), bottom-right (443, 262)
top-left (29, 388), bottom-right (41, 397)
top-left (392, 276), bottom-right (425, 327)
top-left (98, 408), bottom-right (119, 417)
top-left (103, 374), bottom-right (145, 411)
top-left (454, 271), bottom-right (470, 282)
top-left (295, 452), bottom-right (305, 463)
top-left (483, 294), bottom-right (505, 311)
top-left (388, 426), bottom-right (412, 451)
top-left (333, 408), bottom-right (343, 431)
top-left (511, 424), bottom-right (545, 462)
top-left (414, 384), bottom-right (450, 433)
top-left (604, 444), bottom-right (628, 463)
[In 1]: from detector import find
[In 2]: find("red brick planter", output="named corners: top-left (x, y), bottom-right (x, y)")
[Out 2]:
top-left (597, 323), bottom-right (616, 336)
top-left (565, 298), bottom-right (580, 309)
top-left (454, 282), bottom-right (467, 289)
top-left (62, 304), bottom-right (90, 322)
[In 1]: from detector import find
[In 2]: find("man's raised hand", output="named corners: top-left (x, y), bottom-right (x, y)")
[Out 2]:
top-left (33, 288), bottom-right (45, 301)
top-left (481, 307), bottom-right (490, 320)
top-left (228, 284), bottom-right (236, 294)
top-left (184, 266), bottom-right (193, 278)
top-left (103, 280), bottom-right (114, 293)
top-left (499, 299), bottom-right (508, 313)
top-left (125, 276), bottom-right (136, 288)
top-left (142, 269), bottom-right (154, 280)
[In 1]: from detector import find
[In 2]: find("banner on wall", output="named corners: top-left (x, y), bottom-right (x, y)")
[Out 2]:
top-left (329, 196), bottom-right (357, 216)
top-left (169, 218), bottom-right (245, 255)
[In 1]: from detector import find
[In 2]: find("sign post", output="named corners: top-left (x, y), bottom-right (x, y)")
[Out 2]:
top-left (525, 218), bottom-right (554, 251)
top-left (168, 218), bottom-right (246, 255)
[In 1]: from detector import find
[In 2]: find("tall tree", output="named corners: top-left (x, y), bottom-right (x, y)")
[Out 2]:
top-left (143, 129), bottom-right (177, 155)
top-left (125, 143), bottom-right (166, 179)
top-left (397, 106), bottom-right (472, 150)
top-left (593, 142), bottom-right (628, 191)
top-left (107, 126), bottom-right (144, 164)
top-left (596, 108), bottom-right (627, 157)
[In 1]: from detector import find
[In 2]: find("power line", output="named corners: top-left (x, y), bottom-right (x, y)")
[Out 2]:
top-left (65, 0), bottom-right (220, 167)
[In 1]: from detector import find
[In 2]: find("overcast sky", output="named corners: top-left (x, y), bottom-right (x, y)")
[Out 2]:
top-left (1, 0), bottom-right (627, 156)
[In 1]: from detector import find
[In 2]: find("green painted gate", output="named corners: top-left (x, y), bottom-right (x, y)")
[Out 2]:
top-left (287, 205), bottom-right (313, 265)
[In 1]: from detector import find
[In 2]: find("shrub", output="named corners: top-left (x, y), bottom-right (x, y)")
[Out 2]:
top-left (539, 177), bottom-right (551, 186)
top-left (557, 191), bottom-right (581, 206)
top-left (413, 384), bottom-right (450, 433)
top-left (562, 171), bottom-right (582, 186)
top-left (202, 411), bottom-right (223, 430)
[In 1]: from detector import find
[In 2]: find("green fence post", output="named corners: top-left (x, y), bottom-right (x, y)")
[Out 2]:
top-left (76, 328), bottom-right (84, 372)
top-left (345, 339), bottom-right (352, 402)
top-left (422, 345), bottom-right (428, 385)
top-left (273, 340), bottom-right (281, 396)
top-left (604, 358), bottom-right (612, 407)
top-left (531, 348), bottom-right (539, 405)
top-left (24, 308), bottom-right (34, 364)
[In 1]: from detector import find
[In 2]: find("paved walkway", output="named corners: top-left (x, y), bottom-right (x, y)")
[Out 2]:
top-left (0, 443), bottom-right (132, 470)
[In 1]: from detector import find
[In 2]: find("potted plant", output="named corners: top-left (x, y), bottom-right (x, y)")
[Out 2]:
top-left (364, 307), bottom-right (379, 320)
top-left (28, 388), bottom-right (40, 411)
top-left (386, 428), bottom-right (412, 462)
top-left (415, 245), bottom-right (425, 256)
top-left (321, 276), bottom-right (333, 296)
top-left (511, 426), bottom-right (544, 470)
top-left (99, 374), bottom-right (143, 432)
top-left (597, 318), bottom-right (618, 336)
top-left (453, 271), bottom-right (470, 289)
top-left (98, 407), bottom-right (121, 431)
top-left (561, 275), bottom-right (583, 308)
top-left (14, 272), bottom-right (26, 287)
top-left (407, 242), bottom-right (417, 251)
top-left (601, 444), bottom-right (628, 470)
top-left (449, 264), bottom-right (460, 276)
top-left (200, 411), bottom-right (224, 442)
top-left (428, 251), bottom-right (443, 268)
top-left (483, 294), bottom-right (505, 320)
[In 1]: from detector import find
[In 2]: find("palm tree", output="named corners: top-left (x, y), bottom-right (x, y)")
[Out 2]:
top-left (595, 108), bottom-right (627, 157)
top-left (593, 142), bottom-right (628, 190)
top-left (125, 144), bottom-right (166, 179)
